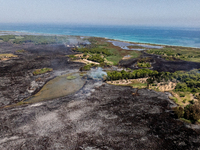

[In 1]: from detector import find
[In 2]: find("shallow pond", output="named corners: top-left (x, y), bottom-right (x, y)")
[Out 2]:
top-left (25, 73), bottom-right (85, 103)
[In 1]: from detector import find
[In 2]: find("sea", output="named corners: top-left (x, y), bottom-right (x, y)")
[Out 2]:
top-left (0, 23), bottom-right (200, 48)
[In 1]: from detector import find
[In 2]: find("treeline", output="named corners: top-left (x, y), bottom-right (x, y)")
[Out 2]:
top-left (107, 68), bottom-right (200, 124)
top-left (107, 69), bottom-right (173, 81)
top-left (146, 69), bottom-right (200, 93)
top-left (107, 69), bottom-right (200, 93)
top-left (107, 69), bottom-right (157, 81)
top-left (174, 104), bottom-right (200, 123)
top-left (171, 70), bottom-right (200, 93)
top-left (75, 47), bottom-right (111, 56)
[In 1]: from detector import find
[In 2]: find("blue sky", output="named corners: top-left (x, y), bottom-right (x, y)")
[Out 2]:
top-left (0, 0), bottom-right (200, 27)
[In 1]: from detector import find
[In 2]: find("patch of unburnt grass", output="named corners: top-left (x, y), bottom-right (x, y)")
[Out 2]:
top-left (33, 68), bottom-right (53, 75)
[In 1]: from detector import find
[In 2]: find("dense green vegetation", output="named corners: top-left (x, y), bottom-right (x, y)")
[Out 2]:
top-left (14, 35), bottom-right (70, 44)
top-left (146, 46), bottom-right (200, 62)
top-left (136, 57), bottom-right (152, 68)
top-left (137, 62), bottom-right (151, 68)
top-left (0, 35), bottom-right (16, 42)
top-left (75, 47), bottom-right (112, 56)
top-left (174, 104), bottom-right (200, 123)
top-left (33, 68), bottom-right (53, 75)
top-left (88, 54), bottom-right (104, 63)
top-left (74, 41), bottom-right (120, 64)
top-left (107, 68), bottom-right (200, 94)
top-left (79, 64), bottom-right (97, 71)
top-left (151, 70), bottom-right (200, 94)
top-left (107, 69), bottom-right (156, 81)
top-left (73, 37), bottom-right (141, 65)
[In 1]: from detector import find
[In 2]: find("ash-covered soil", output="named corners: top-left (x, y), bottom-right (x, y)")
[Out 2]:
top-left (0, 83), bottom-right (200, 150)
top-left (119, 52), bottom-right (200, 72)
top-left (0, 42), bottom-right (84, 107)
top-left (1, 38), bottom-right (200, 149)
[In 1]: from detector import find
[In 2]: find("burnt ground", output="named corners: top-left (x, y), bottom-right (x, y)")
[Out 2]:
top-left (0, 42), bottom-right (84, 107)
top-left (0, 83), bottom-right (200, 150)
top-left (0, 40), bottom-right (200, 149)
top-left (119, 52), bottom-right (200, 72)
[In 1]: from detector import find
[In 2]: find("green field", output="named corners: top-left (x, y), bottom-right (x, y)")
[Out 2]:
top-left (74, 37), bottom-right (141, 65)
top-left (146, 46), bottom-right (200, 62)
top-left (0, 35), bottom-right (16, 42)
top-left (130, 82), bottom-right (147, 89)
top-left (66, 75), bottom-right (77, 80)
top-left (0, 35), bottom-right (71, 45)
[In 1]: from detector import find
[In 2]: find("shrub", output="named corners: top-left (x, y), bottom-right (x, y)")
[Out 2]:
top-left (184, 104), bottom-right (200, 123)
top-left (190, 100), bottom-right (195, 104)
top-left (80, 64), bottom-right (92, 71)
top-left (175, 83), bottom-right (188, 92)
top-left (137, 62), bottom-right (151, 68)
top-left (174, 107), bottom-right (184, 118)
top-left (179, 93), bottom-right (185, 97)
top-left (16, 49), bottom-right (26, 53)
top-left (88, 54), bottom-right (104, 63)
top-left (68, 55), bottom-right (76, 60)
top-left (169, 96), bottom-right (178, 103)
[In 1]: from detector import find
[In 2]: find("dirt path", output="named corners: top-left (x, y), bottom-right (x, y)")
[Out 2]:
top-left (73, 59), bottom-right (99, 65)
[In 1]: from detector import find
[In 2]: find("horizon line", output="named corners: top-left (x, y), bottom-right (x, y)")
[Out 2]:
top-left (0, 22), bottom-right (200, 29)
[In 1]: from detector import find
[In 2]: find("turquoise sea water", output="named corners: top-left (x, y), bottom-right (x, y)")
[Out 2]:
top-left (0, 23), bottom-right (200, 48)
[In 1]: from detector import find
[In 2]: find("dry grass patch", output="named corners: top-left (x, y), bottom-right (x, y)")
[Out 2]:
top-left (0, 53), bottom-right (18, 61)
top-left (169, 91), bottom-right (196, 107)
top-left (107, 78), bottom-right (147, 89)
top-left (149, 82), bottom-right (176, 92)
top-left (16, 49), bottom-right (26, 53)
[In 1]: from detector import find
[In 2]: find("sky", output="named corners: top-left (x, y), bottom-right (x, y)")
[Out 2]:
top-left (0, 0), bottom-right (200, 27)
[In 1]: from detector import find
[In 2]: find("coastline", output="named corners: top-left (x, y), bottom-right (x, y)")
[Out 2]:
top-left (0, 30), bottom-right (199, 49)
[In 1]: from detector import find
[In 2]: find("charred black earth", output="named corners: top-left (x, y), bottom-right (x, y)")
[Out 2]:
top-left (119, 52), bottom-right (200, 72)
top-left (0, 41), bottom-right (84, 107)
top-left (0, 83), bottom-right (200, 149)
top-left (0, 38), bottom-right (200, 149)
